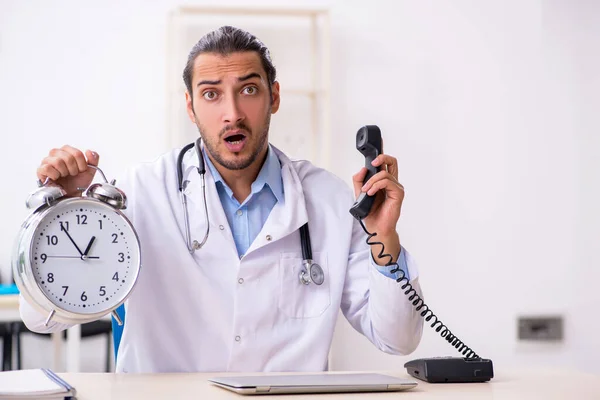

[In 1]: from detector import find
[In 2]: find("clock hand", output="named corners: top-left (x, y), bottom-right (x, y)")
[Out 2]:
top-left (44, 255), bottom-right (100, 259)
top-left (60, 225), bottom-right (84, 256)
top-left (45, 256), bottom-right (82, 259)
top-left (83, 236), bottom-right (96, 256)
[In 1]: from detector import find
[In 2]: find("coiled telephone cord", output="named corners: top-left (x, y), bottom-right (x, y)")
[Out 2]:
top-left (358, 218), bottom-right (479, 359)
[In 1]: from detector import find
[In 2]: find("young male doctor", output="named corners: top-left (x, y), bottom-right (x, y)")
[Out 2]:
top-left (20, 26), bottom-right (424, 373)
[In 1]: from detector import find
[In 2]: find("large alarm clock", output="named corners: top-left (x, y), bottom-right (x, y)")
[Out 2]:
top-left (12, 165), bottom-right (141, 326)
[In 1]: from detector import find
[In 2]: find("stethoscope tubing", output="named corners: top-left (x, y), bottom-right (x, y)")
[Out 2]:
top-left (176, 140), bottom-right (323, 285)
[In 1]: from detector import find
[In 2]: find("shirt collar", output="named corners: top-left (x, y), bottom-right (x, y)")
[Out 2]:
top-left (202, 144), bottom-right (284, 204)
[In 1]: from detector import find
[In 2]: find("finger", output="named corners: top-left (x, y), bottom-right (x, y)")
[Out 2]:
top-left (84, 150), bottom-right (100, 167)
top-left (49, 148), bottom-right (79, 176)
top-left (61, 145), bottom-right (88, 173)
top-left (366, 178), bottom-right (405, 197)
top-left (37, 164), bottom-right (61, 182)
top-left (371, 154), bottom-right (398, 179)
top-left (352, 167), bottom-right (368, 197)
top-left (42, 156), bottom-right (70, 178)
top-left (361, 170), bottom-right (398, 192)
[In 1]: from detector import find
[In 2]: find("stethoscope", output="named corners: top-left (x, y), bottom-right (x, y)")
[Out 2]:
top-left (175, 138), bottom-right (325, 286)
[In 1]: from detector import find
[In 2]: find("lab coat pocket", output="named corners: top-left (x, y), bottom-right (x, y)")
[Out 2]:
top-left (278, 252), bottom-right (331, 319)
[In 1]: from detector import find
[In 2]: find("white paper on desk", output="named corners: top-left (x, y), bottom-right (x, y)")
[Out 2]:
top-left (0, 369), bottom-right (71, 397)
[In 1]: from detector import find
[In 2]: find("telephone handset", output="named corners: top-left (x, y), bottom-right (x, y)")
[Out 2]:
top-left (349, 125), bottom-right (383, 220)
top-left (348, 125), bottom-right (494, 383)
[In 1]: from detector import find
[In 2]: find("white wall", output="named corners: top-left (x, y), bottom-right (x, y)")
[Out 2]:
top-left (1, 0), bottom-right (598, 373)
top-left (560, 0), bottom-right (600, 375)
top-left (328, 0), bottom-right (598, 374)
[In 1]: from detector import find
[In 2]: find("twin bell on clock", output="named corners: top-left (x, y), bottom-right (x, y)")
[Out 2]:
top-left (12, 165), bottom-right (141, 327)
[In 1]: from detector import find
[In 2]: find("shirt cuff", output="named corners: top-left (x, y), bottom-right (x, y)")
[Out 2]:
top-left (371, 246), bottom-right (410, 281)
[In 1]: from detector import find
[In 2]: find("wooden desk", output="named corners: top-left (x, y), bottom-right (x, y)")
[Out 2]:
top-left (58, 369), bottom-right (600, 399)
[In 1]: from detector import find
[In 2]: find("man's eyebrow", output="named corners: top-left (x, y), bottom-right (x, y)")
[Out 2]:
top-left (197, 79), bottom-right (221, 87)
top-left (238, 73), bottom-right (262, 82)
top-left (196, 73), bottom-right (261, 87)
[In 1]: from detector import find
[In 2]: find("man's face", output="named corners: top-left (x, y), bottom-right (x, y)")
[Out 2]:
top-left (185, 51), bottom-right (280, 171)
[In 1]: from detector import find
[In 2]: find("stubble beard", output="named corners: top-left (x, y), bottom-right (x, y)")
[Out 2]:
top-left (196, 112), bottom-right (271, 171)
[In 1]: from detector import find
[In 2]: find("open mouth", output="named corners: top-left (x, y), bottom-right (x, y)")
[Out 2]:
top-left (223, 131), bottom-right (248, 152)
top-left (224, 134), bottom-right (246, 144)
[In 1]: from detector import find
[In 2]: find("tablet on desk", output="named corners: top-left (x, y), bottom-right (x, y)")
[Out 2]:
top-left (208, 373), bottom-right (418, 395)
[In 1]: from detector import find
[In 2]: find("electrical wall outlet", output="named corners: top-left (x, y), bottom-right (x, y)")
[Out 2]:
top-left (518, 316), bottom-right (563, 341)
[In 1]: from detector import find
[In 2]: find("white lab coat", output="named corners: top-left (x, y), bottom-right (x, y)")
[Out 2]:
top-left (20, 145), bottom-right (424, 373)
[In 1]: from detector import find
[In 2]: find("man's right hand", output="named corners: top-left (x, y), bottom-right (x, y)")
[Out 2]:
top-left (37, 145), bottom-right (100, 197)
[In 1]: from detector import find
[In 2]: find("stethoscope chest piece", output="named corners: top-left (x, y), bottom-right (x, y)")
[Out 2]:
top-left (299, 259), bottom-right (324, 286)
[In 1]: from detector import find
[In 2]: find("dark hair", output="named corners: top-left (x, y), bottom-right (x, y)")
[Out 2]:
top-left (182, 26), bottom-right (277, 100)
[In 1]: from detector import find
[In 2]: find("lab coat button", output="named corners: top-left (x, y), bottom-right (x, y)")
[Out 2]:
top-left (235, 335), bottom-right (241, 342)
top-left (238, 278), bottom-right (244, 284)
top-left (266, 234), bottom-right (272, 241)
top-left (219, 225), bottom-right (225, 230)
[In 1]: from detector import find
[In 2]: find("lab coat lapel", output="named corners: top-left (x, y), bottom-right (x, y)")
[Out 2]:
top-left (244, 146), bottom-right (309, 256)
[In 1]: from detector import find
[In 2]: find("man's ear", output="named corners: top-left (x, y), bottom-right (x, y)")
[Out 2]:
top-left (270, 81), bottom-right (280, 114)
top-left (185, 91), bottom-right (197, 123)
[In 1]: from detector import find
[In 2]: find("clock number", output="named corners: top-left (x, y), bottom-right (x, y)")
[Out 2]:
top-left (112, 233), bottom-right (118, 243)
top-left (112, 272), bottom-right (119, 282)
top-left (81, 292), bottom-right (87, 302)
top-left (76, 214), bottom-right (88, 225)
top-left (40, 254), bottom-right (47, 263)
top-left (46, 235), bottom-right (58, 246)
top-left (98, 220), bottom-right (103, 230)
top-left (59, 221), bottom-right (69, 232)
top-left (47, 273), bottom-right (54, 283)
top-left (118, 253), bottom-right (124, 262)
top-left (99, 286), bottom-right (106, 296)
top-left (62, 286), bottom-right (69, 295)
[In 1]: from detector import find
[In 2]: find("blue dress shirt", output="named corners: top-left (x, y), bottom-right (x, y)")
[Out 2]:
top-left (204, 145), bottom-right (410, 281)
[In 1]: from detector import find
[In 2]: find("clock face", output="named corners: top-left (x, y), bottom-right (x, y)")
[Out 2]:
top-left (30, 199), bottom-right (140, 314)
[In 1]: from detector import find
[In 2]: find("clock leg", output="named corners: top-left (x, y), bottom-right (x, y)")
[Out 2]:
top-left (111, 310), bottom-right (123, 326)
top-left (44, 309), bottom-right (55, 327)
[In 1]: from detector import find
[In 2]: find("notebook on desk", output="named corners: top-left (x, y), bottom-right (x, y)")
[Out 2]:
top-left (209, 373), bottom-right (418, 395)
top-left (0, 369), bottom-right (76, 399)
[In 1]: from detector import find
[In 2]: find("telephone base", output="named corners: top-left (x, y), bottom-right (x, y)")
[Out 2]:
top-left (404, 357), bottom-right (494, 383)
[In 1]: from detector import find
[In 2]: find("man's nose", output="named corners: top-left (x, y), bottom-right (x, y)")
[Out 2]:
top-left (222, 96), bottom-right (245, 124)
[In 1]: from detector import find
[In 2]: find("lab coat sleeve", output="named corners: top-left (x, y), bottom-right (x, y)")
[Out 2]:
top-left (340, 216), bottom-right (424, 355)
top-left (18, 294), bottom-right (74, 333)
top-left (372, 247), bottom-right (410, 280)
